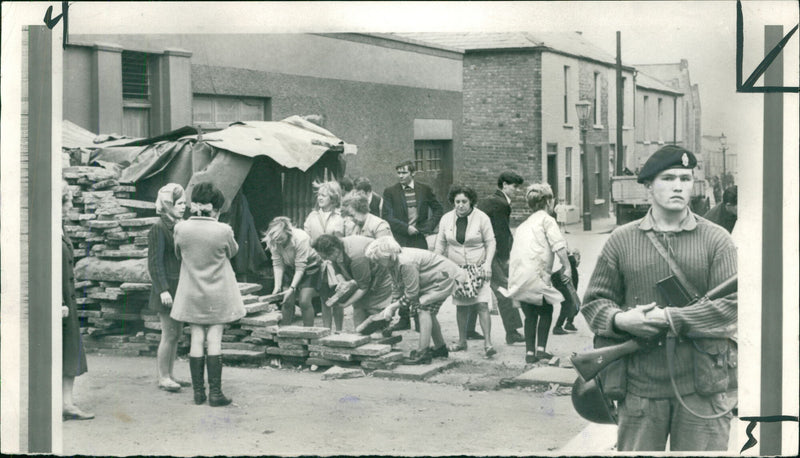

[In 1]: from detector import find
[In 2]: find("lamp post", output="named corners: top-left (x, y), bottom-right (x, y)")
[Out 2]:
top-left (719, 132), bottom-right (728, 185)
top-left (575, 100), bottom-right (593, 231)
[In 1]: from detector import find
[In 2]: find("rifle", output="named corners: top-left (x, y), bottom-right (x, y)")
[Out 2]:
top-left (570, 275), bottom-right (737, 381)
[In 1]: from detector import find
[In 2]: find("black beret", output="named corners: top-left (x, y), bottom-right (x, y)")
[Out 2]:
top-left (637, 145), bottom-right (697, 183)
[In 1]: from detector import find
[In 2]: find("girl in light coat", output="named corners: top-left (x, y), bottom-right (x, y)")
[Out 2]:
top-left (171, 182), bottom-right (246, 406)
top-left (507, 183), bottom-right (572, 364)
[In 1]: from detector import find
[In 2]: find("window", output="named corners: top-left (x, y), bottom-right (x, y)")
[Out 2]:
top-left (643, 96), bottom-right (649, 141)
top-left (565, 147), bottom-right (573, 205)
top-left (122, 51), bottom-right (151, 137)
top-left (595, 146), bottom-right (603, 197)
top-left (563, 66), bottom-right (570, 124)
top-left (414, 148), bottom-right (425, 171)
top-left (593, 72), bottom-right (601, 125)
top-left (427, 147), bottom-right (442, 171)
top-left (192, 95), bottom-right (269, 130)
top-left (657, 98), bottom-right (663, 141)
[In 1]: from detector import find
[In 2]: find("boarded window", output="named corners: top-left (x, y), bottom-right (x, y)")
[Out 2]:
top-left (192, 95), bottom-right (270, 130)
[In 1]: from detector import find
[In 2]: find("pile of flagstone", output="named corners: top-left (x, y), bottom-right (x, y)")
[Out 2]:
top-left (62, 165), bottom-right (407, 368)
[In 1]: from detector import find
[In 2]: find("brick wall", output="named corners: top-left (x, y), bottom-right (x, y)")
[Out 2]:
top-left (460, 50), bottom-right (542, 224)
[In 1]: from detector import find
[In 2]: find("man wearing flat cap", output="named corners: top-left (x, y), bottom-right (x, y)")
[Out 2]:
top-left (581, 145), bottom-right (738, 451)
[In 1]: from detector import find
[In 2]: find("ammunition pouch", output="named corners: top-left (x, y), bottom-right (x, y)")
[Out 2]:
top-left (692, 338), bottom-right (738, 396)
top-left (593, 335), bottom-right (628, 401)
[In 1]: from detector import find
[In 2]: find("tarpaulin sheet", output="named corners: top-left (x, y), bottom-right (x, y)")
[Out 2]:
top-left (91, 140), bottom-right (195, 184)
top-left (62, 119), bottom-right (142, 149)
top-left (199, 116), bottom-right (346, 172)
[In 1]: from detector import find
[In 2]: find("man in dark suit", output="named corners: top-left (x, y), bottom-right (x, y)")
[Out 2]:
top-left (470, 171), bottom-right (525, 344)
top-left (382, 160), bottom-right (443, 249)
top-left (354, 176), bottom-right (384, 217)
top-left (381, 160), bottom-right (444, 332)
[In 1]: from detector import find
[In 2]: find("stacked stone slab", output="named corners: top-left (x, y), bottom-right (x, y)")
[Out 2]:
top-left (310, 333), bottom-right (405, 370)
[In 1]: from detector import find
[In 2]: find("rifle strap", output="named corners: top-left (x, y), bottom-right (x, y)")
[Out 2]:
top-left (644, 230), bottom-right (701, 298)
top-left (666, 336), bottom-right (737, 419)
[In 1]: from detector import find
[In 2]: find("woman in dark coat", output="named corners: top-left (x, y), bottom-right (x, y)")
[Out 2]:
top-left (62, 182), bottom-right (93, 420)
top-left (147, 183), bottom-right (188, 392)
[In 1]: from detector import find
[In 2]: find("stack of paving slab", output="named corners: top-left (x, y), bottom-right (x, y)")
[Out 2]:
top-left (249, 326), bottom-right (405, 370)
top-left (63, 166), bottom-right (159, 346)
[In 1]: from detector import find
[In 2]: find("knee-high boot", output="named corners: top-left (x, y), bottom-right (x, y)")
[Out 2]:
top-left (206, 355), bottom-right (232, 407)
top-left (189, 356), bottom-right (207, 405)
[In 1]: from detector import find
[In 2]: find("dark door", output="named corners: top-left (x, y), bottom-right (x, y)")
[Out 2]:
top-left (547, 153), bottom-right (558, 201)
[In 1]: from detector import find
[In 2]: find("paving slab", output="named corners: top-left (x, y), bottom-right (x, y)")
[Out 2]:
top-left (238, 283), bottom-right (263, 295)
top-left (120, 282), bottom-right (151, 291)
top-left (308, 350), bottom-right (354, 362)
top-left (265, 347), bottom-right (309, 357)
top-left (371, 359), bottom-right (456, 381)
top-left (512, 366), bottom-right (578, 387)
top-left (321, 366), bottom-right (365, 381)
top-left (276, 326), bottom-right (331, 339)
top-left (318, 333), bottom-right (370, 348)
top-left (239, 311), bottom-right (281, 327)
top-left (349, 343), bottom-right (392, 357)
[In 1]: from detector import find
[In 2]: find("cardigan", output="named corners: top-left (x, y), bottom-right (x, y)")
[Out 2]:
top-left (344, 213), bottom-right (393, 239)
top-left (390, 248), bottom-right (462, 306)
top-left (147, 217), bottom-right (181, 313)
top-left (581, 210), bottom-right (737, 398)
top-left (170, 217), bottom-right (246, 324)
top-left (303, 209), bottom-right (345, 242)
top-left (271, 227), bottom-right (322, 273)
top-left (335, 236), bottom-right (393, 309)
top-left (434, 208), bottom-right (495, 266)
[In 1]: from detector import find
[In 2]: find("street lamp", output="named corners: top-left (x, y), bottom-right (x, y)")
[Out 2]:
top-left (719, 132), bottom-right (728, 184)
top-left (575, 100), bottom-right (593, 231)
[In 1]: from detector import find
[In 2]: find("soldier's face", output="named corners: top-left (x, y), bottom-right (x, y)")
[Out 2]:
top-left (649, 168), bottom-right (694, 212)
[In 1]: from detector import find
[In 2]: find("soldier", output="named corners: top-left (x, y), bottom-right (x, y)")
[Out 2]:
top-left (581, 145), bottom-right (737, 451)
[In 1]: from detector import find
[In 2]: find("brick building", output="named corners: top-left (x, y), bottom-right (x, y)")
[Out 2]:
top-left (391, 32), bottom-right (638, 223)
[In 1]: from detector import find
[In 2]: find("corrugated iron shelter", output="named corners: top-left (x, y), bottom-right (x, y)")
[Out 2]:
top-left (88, 115), bottom-right (354, 226)
top-left (84, 116), bottom-right (355, 280)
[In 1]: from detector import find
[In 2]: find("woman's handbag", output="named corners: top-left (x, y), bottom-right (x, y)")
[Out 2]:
top-left (453, 264), bottom-right (485, 299)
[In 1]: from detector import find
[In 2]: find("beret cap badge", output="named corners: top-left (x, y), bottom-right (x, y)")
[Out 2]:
top-left (681, 153), bottom-right (689, 167)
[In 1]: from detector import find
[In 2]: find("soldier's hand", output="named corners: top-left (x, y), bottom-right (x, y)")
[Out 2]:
top-left (407, 225), bottom-right (420, 236)
top-left (614, 302), bottom-right (667, 338)
top-left (160, 291), bottom-right (173, 307)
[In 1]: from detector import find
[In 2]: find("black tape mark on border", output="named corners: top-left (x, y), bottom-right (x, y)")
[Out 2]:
top-left (738, 416), bottom-right (800, 453)
top-left (42, 1), bottom-right (69, 49)
top-left (736, 0), bottom-right (799, 93)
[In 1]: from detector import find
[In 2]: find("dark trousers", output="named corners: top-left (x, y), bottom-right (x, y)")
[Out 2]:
top-left (520, 301), bottom-right (554, 353)
top-left (395, 231), bottom-right (428, 250)
top-left (468, 257), bottom-right (523, 336)
top-left (554, 254), bottom-right (579, 329)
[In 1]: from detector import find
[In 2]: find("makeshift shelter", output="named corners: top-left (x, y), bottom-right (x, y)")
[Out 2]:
top-left (86, 115), bottom-right (355, 280)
